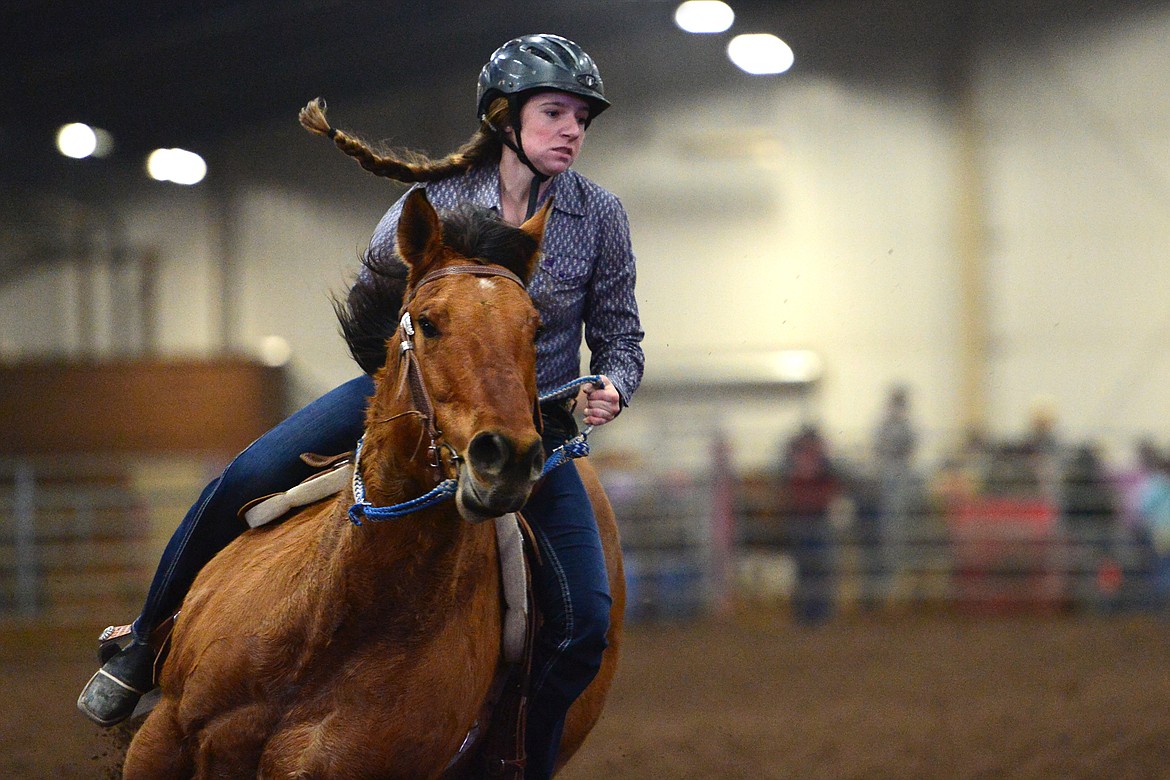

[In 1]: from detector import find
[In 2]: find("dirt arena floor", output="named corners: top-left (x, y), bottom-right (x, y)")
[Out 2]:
top-left (2, 609), bottom-right (1167, 779)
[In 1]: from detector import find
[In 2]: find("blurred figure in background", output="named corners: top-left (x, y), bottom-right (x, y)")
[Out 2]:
top-left (1116, 439), bottom-right (1166, 610)
top-left (932, 429), bottom-right (989, 513)
top-left (849, 468), bottom-right (884, 611)
top-left (1060, 444), bottom-right (1119, 612)
top-left (872, 385), bottom-right (919, 603)
top-left (1135, 444), bottom-right (1170, 612)
top-left (1023, 397), bottom-right (1063, 506)
top-left (779, 425), bottom-right (842, 625)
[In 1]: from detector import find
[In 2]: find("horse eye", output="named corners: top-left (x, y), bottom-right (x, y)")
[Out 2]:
top-left (417, 315), bottom-right (440, 338)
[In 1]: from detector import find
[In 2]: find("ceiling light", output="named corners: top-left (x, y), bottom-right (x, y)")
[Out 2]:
top-left (56, 123), bottom-right (115, 159)
top-left (727, 33), bottom-right (795, 75)
top-left (674, 1), bottom-right (734, 34)
top-left (146, 148), bottom-right (207, 185)
top-left (767, 350), bottom-right (822, 384)
top-left (57, 123), bottom-right (98, 159)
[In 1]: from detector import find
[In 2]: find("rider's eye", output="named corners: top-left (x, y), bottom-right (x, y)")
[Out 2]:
top-left (417, 315), bottom-right (440, 338)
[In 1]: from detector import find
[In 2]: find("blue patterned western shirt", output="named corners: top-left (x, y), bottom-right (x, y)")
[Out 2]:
top-left (364, 163), bottom-right (645, 406)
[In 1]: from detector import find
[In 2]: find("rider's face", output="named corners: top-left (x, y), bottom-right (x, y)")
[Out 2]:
top-left (513, 91), bottom-right (590, 176)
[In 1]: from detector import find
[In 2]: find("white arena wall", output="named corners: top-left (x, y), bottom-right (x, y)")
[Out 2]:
top-left (2, 6), bottom-right (1168, 473)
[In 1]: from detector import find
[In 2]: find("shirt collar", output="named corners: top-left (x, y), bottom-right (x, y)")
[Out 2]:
top-left (467, 163), bottom-right (587, 218)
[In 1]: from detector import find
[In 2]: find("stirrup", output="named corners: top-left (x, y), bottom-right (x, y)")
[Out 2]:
top-left (97, 623), bottom-right (135, 663)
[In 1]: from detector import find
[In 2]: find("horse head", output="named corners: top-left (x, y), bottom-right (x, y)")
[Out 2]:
top-left (365, 188), bottom-right (550, 522)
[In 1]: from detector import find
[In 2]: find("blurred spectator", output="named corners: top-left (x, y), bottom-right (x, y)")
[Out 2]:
top-left (779, 425), bottom-right (842, 625)
top-left (1116, 440), bottom-right (1158, 525)
top-left (850, 469), bottom-right (884, 610)
top-left (932, 429), bottom-right (989, 511)
top-left (1135, 445), bottom-right (1170, 611)
top-left (1023, 398), bottom-right (1063, 505)
top-left (1060, 444), bottom-right (1119, 612)
top-left (1113, 440), bottom-right (1167, 610)
top-left (872, 385), bottom-right (919, 602)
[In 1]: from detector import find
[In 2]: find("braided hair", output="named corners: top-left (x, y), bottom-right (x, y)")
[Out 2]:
top-left (305, 97), bottom-right (535, 374)
top-left (298, 97), bottom-right (508, 183)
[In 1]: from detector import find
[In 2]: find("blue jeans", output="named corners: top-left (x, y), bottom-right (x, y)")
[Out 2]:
top-left (130, 374), bottom-right (609, 780)
top-left (523, 461), bottom-right (611, 780)
top-left (133, 374), bottom-right (374, 636)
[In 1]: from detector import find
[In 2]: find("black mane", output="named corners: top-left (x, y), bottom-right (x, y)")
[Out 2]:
top-left (335, 202), bottom-right (540, 375)
top-left (442, 203), bottom-right (540, 282)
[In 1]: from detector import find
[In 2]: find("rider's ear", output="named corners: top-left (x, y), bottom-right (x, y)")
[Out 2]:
top-left (517, 197), bottom-right (553, 283)
top-left (397, 188), bottom-right (444, 282)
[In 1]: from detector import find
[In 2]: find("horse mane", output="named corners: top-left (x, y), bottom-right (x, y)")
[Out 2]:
top-left (336, 201), bottom-right (541, 375)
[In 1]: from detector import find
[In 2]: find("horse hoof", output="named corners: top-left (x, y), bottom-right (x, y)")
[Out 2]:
top-left (76, 641), bottom-right (155, 727)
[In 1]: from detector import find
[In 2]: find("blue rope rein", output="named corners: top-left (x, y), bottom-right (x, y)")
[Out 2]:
top-left (538, 374), bottom-right (603, 478)
top-left (347, 376), bottom-right (604, 525)
top-left (347, 437), bottom-right (457, 525)
top-left (540, 434), bottom-right (591, 476)
top-left (537, 375), bottom-right (603, 405)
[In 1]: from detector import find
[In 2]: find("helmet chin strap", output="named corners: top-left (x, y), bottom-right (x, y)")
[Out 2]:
top-left (524, 171), bottom-right (549, 220)
top-left (487, 95), bottom-right (551, 220)
top-left (492, 129), bottom-right (548, 220)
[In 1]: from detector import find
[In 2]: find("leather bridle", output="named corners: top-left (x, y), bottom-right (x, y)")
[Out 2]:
top-left (396, 264), bottom-right (528, 474)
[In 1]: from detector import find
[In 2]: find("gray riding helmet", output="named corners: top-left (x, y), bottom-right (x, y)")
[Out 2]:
top-left (476, 33), bottom-right (611, 126)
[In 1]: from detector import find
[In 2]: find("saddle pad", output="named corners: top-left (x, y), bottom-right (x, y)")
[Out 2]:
top-left (242, 462), bottom-right (354, 528)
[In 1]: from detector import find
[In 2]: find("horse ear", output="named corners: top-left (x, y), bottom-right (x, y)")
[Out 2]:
top-left (516, 197), bottom-right (554, 283)
top-left (396, 188), bottom-right (443, 277)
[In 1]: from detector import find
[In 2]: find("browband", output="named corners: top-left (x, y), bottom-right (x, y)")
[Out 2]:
top-left (407, 265), bottom-right (526, 302)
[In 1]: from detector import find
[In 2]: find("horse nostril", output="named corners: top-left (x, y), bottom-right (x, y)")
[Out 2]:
top-left (522, 439), bottom-right (545, 478)
top-left (468, 432), bottom-right (512, 475)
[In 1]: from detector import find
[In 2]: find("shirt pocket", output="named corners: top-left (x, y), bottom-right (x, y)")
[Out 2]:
top-left (532, 254), bottom-right (591, 327)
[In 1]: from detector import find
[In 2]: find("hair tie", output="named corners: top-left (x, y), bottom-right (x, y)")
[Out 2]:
top-left (327, 127), bottom-right (338, 140)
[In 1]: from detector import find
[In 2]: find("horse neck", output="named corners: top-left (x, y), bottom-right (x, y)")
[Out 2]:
top-left (324, 354), bottom-right (497, 623)
top-left (282, 499), bottom-right (497, 680)
top-left (332, 502), bottom-right (496, 624)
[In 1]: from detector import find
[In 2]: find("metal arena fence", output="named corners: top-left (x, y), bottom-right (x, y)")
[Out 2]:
top-left (1, 450), bottom-right (1164, 626)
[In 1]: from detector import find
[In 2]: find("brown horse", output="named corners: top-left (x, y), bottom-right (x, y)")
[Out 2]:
top-left (121, 189), bottom-right (624, 779)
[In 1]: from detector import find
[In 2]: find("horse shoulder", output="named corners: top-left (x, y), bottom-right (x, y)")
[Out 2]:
top-left (160, 499), bottom-right (344, 712)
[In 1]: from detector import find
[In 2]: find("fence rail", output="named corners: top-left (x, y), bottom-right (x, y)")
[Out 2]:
top-left (0, 455), bottom-right (216, 626)
top-left (2, 453), bottom-right (1163, 626)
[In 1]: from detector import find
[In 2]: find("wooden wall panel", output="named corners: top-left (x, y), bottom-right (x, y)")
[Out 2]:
top-left (0, 359), bottom-right (287, 456)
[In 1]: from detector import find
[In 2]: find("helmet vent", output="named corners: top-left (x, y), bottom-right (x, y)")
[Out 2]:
top-left (520, 44), bottom-right (557, 65)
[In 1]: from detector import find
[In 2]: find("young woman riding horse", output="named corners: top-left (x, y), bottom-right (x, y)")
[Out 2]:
top-left (79, 33), bottom-right (644, 779)
top-left (120, 191), bottom-right (622, 778)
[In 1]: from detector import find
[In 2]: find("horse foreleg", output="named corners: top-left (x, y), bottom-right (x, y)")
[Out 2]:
top-left (123, 698), bottom-right (193, 779)
top-left (190, 702), bottom-right (277, 779)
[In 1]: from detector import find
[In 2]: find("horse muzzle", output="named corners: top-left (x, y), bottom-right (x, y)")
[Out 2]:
top-left (455, 431), bottom-right (544, 522)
